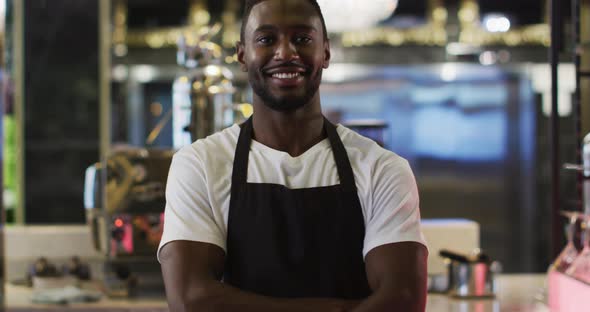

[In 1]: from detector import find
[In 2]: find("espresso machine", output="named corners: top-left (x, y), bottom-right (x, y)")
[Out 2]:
top-left (84, 24), bottom-right (246, 297)
top-left (84, 147), bottom-right (173, 297)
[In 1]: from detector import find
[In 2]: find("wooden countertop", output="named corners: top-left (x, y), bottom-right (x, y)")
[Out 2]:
top-left (5, 274), bottom-right (549, 311)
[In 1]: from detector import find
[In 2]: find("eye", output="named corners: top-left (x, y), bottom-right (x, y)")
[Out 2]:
top-left (256, 36), bottom-right (274, 45)
top-left (294, 35), bottom-right (312, 44)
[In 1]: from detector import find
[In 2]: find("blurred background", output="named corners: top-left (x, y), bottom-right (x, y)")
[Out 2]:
top-left (0, 1), bottom-right (588, 295)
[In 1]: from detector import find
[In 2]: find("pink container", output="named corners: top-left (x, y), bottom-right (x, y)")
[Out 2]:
top-left (548, 270), bottom-right (590, 311)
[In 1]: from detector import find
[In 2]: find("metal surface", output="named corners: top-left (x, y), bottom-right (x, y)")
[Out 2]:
top-left (573, 0), bottom-right (583, 213)
top-left (446, 262), bottom-right (496, 298)
top-left (550, 0), bottom-right (562, 259)
top-left (99, 0), bottom-right (112, 162)
top-left (439, 250), bottom-right (498, 298)
top-left (563, 163), bottom-right (585, 171)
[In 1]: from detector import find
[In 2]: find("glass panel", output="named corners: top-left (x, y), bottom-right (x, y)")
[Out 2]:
top-left (319, 63), bottom-right (548, 272)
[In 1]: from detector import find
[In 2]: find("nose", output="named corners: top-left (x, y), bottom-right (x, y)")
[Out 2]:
top-left (274, 39), bottom-right (299, 61)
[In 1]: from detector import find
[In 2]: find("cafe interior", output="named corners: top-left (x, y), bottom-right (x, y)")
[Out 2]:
top-left (0, 0), bottom-right (589, 310)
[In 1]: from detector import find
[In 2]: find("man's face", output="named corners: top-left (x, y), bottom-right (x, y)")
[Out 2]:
top-left (237, 0), bottom-right (330, 112)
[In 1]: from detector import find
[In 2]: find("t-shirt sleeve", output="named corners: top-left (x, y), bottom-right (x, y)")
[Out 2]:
top-left (157, 147), bottom-right (226, 262)
top-left (363, 157), bottom-right (427, 257)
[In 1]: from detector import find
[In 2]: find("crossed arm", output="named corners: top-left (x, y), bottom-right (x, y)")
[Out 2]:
top-left (160, 240), bottom-right (428, 312)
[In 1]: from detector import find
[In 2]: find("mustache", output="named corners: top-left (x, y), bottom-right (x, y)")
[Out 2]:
top-left (263, 61), bottom-right (308, 72)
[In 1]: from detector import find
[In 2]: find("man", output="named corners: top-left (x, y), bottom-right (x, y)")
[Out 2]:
top-left (158, 0), bottom-right (428, 311)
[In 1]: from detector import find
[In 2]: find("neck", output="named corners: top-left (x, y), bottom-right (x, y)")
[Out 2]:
top-left (251, 94), bottom-right (325, 157)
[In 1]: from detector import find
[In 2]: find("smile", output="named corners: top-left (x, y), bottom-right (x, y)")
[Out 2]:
top-left (272, 72), bottom-right (302, 79)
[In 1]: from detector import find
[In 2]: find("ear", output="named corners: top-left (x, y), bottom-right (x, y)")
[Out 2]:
top-left (236, 41), bottom-right (248, 72)
top-left (323, 40), bottom-right (331, 69)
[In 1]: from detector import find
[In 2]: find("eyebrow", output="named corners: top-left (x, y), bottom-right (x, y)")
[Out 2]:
top-left (253, 24), bottom-right (318, 33)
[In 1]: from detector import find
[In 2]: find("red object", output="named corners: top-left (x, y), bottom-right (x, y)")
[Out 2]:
top-left (474, 263), bottom-right (487, 296)
top-left (114, 218), bottom-right (124, 228)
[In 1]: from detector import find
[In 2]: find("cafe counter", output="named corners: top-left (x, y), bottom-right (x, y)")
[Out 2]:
top-left (6, 274), bottom-right (548, 312)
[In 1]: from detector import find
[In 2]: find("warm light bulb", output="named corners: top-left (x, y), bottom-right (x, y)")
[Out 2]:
top-left (316, 0), bottom-right (398, 32)
top-left (483, 14), bottom-right (511, 33)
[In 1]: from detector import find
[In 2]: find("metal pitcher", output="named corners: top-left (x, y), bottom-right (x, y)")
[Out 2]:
top-left (439, 249), bottom-right (501, 298)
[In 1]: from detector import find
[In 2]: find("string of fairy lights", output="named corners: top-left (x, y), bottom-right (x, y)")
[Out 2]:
top-left (114, 0), bottom-right (551, 58)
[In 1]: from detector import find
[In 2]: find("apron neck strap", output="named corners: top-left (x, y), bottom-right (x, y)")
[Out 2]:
top-left (231, 117), bottom-right (253, 189)
top-left (323, 117), bottom-right (358, 193)
top-left (231, 116), bottom-right (358, 193)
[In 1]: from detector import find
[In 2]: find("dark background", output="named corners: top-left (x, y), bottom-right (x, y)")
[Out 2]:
top-left (24, 0), bottom-right (99, 223)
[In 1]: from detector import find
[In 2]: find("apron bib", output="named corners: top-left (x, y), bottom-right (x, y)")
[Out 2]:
top-left (224, 117), bottom-right (371, 299)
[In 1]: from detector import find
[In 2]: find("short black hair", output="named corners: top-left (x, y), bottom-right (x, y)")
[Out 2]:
top-left (240, 0), bottom-right (329, 42)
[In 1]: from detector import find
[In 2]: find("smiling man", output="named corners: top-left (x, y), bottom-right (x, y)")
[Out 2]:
top-left (158, 1), bottom-right (428, 311)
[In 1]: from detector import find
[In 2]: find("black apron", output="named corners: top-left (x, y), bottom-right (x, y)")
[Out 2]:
top-left (224, 117), bottom-right (371, 299)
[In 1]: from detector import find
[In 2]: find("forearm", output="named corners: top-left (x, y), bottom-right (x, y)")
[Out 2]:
top-left (354, 242), bottom-right (428, 312)
top-left (168, 280), bottom-right (360, 312)
top-left (350, 284), bottom-right (425, 312)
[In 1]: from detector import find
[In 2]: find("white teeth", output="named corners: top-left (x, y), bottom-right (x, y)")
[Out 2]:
top-left (272, 72), bottom-right (300, 79)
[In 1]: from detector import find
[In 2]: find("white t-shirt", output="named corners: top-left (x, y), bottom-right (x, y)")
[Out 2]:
top-left (158, 123), bottom-right (427, 262)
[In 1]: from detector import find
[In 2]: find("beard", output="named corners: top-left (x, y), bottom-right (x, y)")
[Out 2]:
top-left (249, 68), bottom-right (323, 113)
